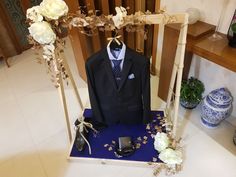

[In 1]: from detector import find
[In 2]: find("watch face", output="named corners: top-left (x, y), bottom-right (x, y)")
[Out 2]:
top-left (116, 136), bottom-right (135, 157)
top-left (228, 9), bottom-right (236, 37)
top-left (118, 137), bottom-right (132, 149)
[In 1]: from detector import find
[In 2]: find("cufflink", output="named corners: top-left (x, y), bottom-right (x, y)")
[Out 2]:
top-left (128, 73), bottom-right (135, 79)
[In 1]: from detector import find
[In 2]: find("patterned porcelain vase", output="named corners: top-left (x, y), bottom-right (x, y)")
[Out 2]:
top-left (201, 88), bottom-right (233, 128)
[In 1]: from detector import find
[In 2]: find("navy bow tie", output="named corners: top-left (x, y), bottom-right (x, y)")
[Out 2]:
top-left (111, 60), bottom-right (122, 87)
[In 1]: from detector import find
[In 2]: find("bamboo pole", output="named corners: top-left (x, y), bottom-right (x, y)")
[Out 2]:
top-left (172, 14), bottom-right (188, 138)
top-left (57, 51), bottom-right (85, 142)
top-left (58, 69), bottom-right (73, 142)
top-left (60, 51), bottom-right (84, 110)
top-left (165, 56), bottom-right (179, 114)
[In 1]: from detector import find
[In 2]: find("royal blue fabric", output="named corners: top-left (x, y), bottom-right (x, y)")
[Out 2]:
top-left (70, 109), bottom-right (165, 163)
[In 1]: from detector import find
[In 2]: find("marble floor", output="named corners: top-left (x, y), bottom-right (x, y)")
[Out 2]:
top-left (0, 39), bottom-right (236, 177)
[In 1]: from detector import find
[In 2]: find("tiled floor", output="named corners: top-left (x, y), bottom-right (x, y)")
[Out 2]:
top-left (0, 39), bottom-right (236, 177)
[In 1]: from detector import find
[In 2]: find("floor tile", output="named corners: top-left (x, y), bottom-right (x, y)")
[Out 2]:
top-left (0, 67), bottom-right (15, 105)
top-left (179, 105), bottom-right (236, 155)
top-left (12, 147), bottom-right (47, 177)
top-left (179, 131), bottom-right (236, 177)
top-left (17, 89), bottom-right (66, 145)
top-left (5, 54), bottom-right (52, 99)
top-left (17, 86), bottom-right (89, 145)
top-left (65, 162), bottom-right (124, 177)
top-left (36, 130), bottom-right (70, 177)
top-left (0, 160), bottom-right (16, 177)
top-left (0, 100), bottom-right (34, 164)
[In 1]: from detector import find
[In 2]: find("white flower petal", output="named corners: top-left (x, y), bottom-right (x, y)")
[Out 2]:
top-left (154, 132), bottom-right (170, 152)
top-left (26, 6), bottom-right (43, 22)
top-left (28, 21), bottom-right (56, 44)
top-left (159, 148), bottom-right (183, 165)
top-left (40, 0), bottom-right (68, 20)
top-left (112, 6), bottom-right (127, 28)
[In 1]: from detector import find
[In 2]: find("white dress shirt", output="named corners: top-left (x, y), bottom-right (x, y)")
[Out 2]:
top-left (106, 42), bottom-right (126, 70)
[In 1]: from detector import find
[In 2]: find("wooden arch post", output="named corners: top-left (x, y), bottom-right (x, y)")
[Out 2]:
top-left (140, 13), bottom-right (189, 138)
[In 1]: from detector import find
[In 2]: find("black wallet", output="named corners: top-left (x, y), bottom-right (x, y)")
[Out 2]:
top-left (115, 137), bottom-right (135, 157)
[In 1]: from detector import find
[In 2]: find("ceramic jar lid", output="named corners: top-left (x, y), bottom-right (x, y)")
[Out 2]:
top-left (208, 88), bottom-right (232, 106)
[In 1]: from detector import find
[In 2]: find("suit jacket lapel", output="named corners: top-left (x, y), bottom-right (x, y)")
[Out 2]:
top-left (118, 48), bottom-right (133, 91)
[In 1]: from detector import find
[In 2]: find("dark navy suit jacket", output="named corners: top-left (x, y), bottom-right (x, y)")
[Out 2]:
top-left (85, 47), bottom-right (151, 126)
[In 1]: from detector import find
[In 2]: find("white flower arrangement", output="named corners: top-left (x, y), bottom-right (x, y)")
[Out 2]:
top-left (154, 132), bottom-right (170, 152)
top-left (154, 132), bottom-right (183, 166)
top-left (151, 131), bottom-right (183, 176)
top-left (40, 0), bottom-right (68, 20)
top-left (27, 0), bottom-right (68, 46)
top-left (27, 0), bottom-right (69, 87)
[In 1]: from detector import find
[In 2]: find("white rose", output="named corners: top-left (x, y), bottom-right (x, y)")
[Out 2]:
top-left (154, 132), bottom-right (170, 152)
top-left (26, 6), bottom-right (43, 22)
top-left (112, 6), bottom-right (127, 28)
top-left (40, 0), bottom-right (68, 20)
top-left (159, 148), bottom-right (183, 165)
top-left (28, 21), bottom-right (56, 44)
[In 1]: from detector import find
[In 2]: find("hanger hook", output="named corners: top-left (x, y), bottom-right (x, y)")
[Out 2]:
top-left (112, 29), bottom-right (119, 38)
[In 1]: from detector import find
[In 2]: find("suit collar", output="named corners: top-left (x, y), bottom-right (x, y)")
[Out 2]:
top-left (106, 42), bottom-right (126, 60)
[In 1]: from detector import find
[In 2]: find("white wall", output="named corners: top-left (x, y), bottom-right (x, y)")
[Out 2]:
top-left (162, 0), bottom-right (236, 33)
top-left (161, 0), bottom-right (236, 125)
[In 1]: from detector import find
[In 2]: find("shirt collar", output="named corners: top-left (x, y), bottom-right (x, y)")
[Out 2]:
top-left (107, 42), bottom-right (126, 60)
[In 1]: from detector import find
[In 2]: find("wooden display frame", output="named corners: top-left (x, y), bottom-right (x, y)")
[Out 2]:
top-left (68, 136), bottom-right (155, 167)
top-left (60, 13), bottom-right (188, 142)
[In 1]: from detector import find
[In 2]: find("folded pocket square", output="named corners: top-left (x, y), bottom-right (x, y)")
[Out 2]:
top-left (128, 73), bottom-right (135, 79)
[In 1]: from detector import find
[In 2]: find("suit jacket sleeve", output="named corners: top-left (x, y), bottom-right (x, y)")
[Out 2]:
top-left (85, 62), bottom-right (104, 124)
top-left (142, 58), bottom-right (151, 123)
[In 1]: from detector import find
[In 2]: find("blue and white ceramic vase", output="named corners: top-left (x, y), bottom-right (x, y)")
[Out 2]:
top-left (201, 88), bottom-right (233, 128)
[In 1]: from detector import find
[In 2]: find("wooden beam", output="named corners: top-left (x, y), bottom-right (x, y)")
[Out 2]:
top-left (65, 0), bottom-right (88, 81)
top-left (114, 0), bottom-right (124, 41)
top-left (0, 2), bottom-right (22, 54)
top-left (85, 0), bottom-right (101, 53)
top-left (100, 0), bottom-right (112, 47)
top-left (151, 0), bottom-right (160, 75)
top-left (135, 0), bottom-right (145, 54)
top-left (20, 0), bottom-right (31, 14)
top-left (144, 0), bottom-right (155, 59)
top-left (124, 0), bottom-right (135, 49)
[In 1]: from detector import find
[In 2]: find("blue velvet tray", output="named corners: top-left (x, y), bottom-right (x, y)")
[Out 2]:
top-left (69, 109), bottom-right (165, 163)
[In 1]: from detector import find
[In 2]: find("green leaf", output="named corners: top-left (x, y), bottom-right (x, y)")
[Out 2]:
top-left (180, 77), bottom-right (204, 103)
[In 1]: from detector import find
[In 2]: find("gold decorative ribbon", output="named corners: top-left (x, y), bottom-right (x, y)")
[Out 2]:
top-left (107, 35), bottom-right (122, 45)
top-left (76, 116), bottom-right (98, 155)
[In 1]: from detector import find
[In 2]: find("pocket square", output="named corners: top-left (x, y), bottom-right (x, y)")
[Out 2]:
top-left (128, 73), bottom-right (135, 79)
